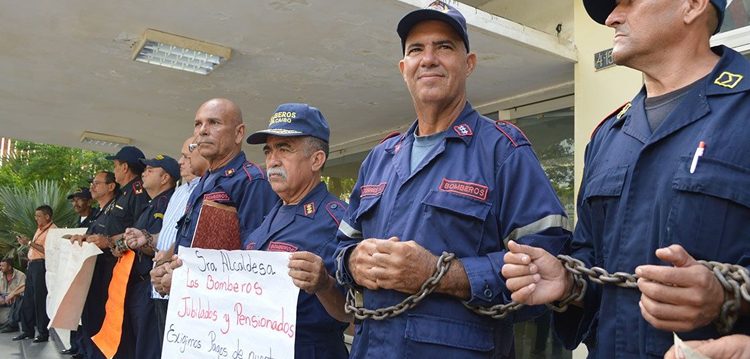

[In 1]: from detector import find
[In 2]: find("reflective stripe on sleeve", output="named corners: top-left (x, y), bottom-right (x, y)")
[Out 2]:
top-left (503, 214), bottom-right (571, 246)
top-left (338, 220), bottom-right (362, 239)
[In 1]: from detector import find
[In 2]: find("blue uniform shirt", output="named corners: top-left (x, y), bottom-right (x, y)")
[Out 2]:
top-left (174, 152), bottom-right (278, 251)
top-left (335, 102), bottom-right (570, 358)
top-left (243, 182), bottom-right (349, 359)
top-left (554, 46), bottom-right (750, 358)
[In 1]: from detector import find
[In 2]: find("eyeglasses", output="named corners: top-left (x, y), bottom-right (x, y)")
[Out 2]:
top-left (90, 181), bottom-right (110, 186)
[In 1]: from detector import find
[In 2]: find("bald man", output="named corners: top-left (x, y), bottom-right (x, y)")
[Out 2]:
top-left (169, 98), bottom-right (278, 261)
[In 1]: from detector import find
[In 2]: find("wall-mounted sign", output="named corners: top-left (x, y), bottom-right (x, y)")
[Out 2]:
top-left (594, 48), bottom-right (615, 71)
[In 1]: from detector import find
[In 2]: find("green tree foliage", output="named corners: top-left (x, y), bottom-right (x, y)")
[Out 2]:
top-left (0, 140), bottom-right (111, 190)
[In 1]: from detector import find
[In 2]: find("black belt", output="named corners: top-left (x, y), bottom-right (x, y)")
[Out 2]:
top-left (28, 259), bottom-right (45, 263)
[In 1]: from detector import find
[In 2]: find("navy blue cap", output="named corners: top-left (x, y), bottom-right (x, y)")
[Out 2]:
top-left (105, 146), bottom-right (145, 165)
top-left (397, 1), bottom-right (469, 53)
top-left (583, 0), bottom-right (726, 34)
top-left (140, 155), bottom-right (180, 181)
top-left (67, 187), bottom-right (92, 200)
top-left (247, 103), bottom-right (330, 144)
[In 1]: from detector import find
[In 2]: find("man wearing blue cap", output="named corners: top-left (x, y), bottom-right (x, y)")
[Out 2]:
top-left (103, 154), bottom-right (178, 358)
top-left (244, 103), bottom-right (350, 359)
top-left (502, 0), bottom-right (750, 357)
top-left (335, 1), bottom-right (570, 358)
top-left (106, 146), bottom-right (151, 227)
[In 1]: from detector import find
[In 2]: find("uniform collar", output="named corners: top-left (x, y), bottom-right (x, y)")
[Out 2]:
top-left (293, 182), bottom-right (329, 219)
top-left (209, 152), bottom-right (247, 178)
top-left (385, 101), bottom-right (477, 154)
top-left (705, 45), bottom-right (750, 96)
top-left (149, 187), bottom-right (175, 204)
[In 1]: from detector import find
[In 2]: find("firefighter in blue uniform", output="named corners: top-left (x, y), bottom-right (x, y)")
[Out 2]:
top-left (172, 98), bottom-right (278, 252)
top-left (502, 0), bottom-right (750, 357)
top-left (244, 103), bottom-right (350, 359)
top-left (334, 2), bottom-right (570, 358)
top-left (116, 155), bottom-right (179, 358)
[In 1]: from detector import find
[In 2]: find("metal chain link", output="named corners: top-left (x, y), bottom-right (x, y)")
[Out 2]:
top-left (556, 255), bottom-right (749, 334)
top-left (463, 299), bottom-right (525, 319)
top-left (343, 251), bottom-right (750, 330)
top-left (344, 252), bottom-right (455, 320)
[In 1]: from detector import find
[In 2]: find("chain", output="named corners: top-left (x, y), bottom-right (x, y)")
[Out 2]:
top-left (344, 252), bottom-right (455, 320)
top-left (463, 299), bottom-right (525, 319)
top-left (557, 255), bottom-right (638, 288)
top-left (556, 255), bottom-right (749, 334)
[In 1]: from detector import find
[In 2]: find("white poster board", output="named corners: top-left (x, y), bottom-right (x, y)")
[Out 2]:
top-left (45, 227), bottom-right (102, 330)
top-left (163, 247), bottom-right (299, 358)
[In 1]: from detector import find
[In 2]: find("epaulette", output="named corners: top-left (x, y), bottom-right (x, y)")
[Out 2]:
top-left (324, 200), bottom-right (346, 226)
top-left (591, 102), bottom-right (630, 139)
top-left (132, 180), bottom-right (144, 195)
top-left (241, 161), bottom-right (265, 181)
top-left (494, 121), bottom-right (531, 147)
top-left (380, 131), bottom-right (401, 144)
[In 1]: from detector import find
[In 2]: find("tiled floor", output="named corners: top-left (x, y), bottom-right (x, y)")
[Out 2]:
top-left (0, 328), bottom-right (67, 359)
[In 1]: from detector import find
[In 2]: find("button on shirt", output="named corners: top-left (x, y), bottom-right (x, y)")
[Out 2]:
top-left (243, 182), bottom-right (349, 358)
top-left (554, 46), bottom-right (750, 358)
top-left (335, 102), bottom-right (570, 358)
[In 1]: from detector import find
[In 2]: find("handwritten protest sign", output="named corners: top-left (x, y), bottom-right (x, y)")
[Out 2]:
top-left (163, 247), bottom-right (299, 359)
top-left (45, 228), bottom-right (101, 330)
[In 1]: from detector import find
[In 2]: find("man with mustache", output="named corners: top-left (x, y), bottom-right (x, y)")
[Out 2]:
top-left (244, 103), bottom-right (350, 358)
top-left (502, 0), bottom-right (750, 357)
top-left (68, 187), bottom-right (98, 229)
top-left (61, 187), bottom-right (97, 357)
top-left (334, 2), bottom-right (570, 357)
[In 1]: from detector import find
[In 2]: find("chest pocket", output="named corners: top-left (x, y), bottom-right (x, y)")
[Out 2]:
top-left (354, 195), bottom-right (382, 236)
top-left (581, 165), bottom-right (628, 265)
top-left (418, 190), bottom-right (491, 255)
top-left (666, 155), bottom-right (750, 261)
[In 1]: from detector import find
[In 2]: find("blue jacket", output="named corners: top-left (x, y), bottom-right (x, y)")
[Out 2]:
top-left (554, 46), bottom-right (750, 358)
top-left (174, 152), bottom-right (278, 251)
top-left (335, 102), bottom-right (570, 358)
top-left (243, 182), bottom-right (349, 359)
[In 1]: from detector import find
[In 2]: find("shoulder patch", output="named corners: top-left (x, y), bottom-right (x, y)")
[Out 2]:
top-left (494, 121), bottom-right (530, 147)
top-left (379, 131), bottom-right (401, 144)
top-left (324, 200), bottom-right (346, 226)
top-left (591, 102), bottom-right (630, 139)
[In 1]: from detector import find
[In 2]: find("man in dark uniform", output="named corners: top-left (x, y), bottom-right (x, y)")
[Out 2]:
top-left (107, 146), bottom-right (151, 229)
top-left (502, 0), bottom-right (750, 357)
top-left (69, 171), bottom-right (120, 359)
top-left (68, 187), bottom-right (98, 229)
top-left (115, 155), bottom-right (178, 359)
top-left (244, 103), bottom-right (350, 358)
top-left (72, 145), bottom-right (149, 359)
top-left (62, 187), bottom-right (98, 357)
top-left (334, 2), bottom-right (570, 358)
top-left (151, 98), bottom-right (277, 295)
